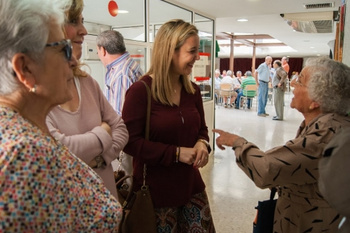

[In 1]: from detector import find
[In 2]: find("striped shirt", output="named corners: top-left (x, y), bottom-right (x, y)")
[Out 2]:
top-left (104, 52), bottom-right (144, 115)
top-left (241, 76), bottom-right (256, 97)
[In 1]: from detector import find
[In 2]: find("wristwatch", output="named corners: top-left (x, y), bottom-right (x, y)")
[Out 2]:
top-left (88, 154), bottom-right (106, 169)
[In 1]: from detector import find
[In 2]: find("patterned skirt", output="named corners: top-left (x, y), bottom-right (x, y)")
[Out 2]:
top-left (154, 191), bottom-right (216, 233)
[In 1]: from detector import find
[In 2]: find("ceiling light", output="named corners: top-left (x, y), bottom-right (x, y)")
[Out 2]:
top-left (118, 10), bottom-right (129, 14)
top-left (237, 18), bottom-right (248, 22)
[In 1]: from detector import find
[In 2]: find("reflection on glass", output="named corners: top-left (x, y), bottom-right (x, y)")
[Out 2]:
top-left (149, 0), bottom-right (192, 42)
top-left (126, 44), bottom-right (147, 73)
top-left (110, 0), bottom-right (145, 41)
top-left (194, 14), bottom-right (214, 101)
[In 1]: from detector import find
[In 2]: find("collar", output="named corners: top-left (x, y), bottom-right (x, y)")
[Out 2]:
top-left (106, 52), bottom-right (130, 70)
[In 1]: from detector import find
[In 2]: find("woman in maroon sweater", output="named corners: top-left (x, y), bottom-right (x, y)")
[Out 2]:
top-left (122, 19), bottom-right (216, 232)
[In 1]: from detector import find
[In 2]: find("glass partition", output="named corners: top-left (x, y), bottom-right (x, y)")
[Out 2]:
top-left (109, 0), bottom-right (145, 42)
top-left (193, 13), bottom-right (214, 101)
top-left (149, 0), bottom-right (192, 42)
top-left (125, 43), bottom-right (147, 73)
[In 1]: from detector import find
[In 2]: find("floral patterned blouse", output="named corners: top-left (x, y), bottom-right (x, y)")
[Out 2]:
top-left (0, 106), bottom-right (122, 232)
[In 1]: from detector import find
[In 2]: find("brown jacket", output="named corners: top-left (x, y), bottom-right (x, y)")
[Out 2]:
top-left (232, 113), bottom-right (350, 232)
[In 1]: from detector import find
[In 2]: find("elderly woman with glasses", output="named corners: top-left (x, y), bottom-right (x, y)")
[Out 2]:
top-left (0, 0), bottom-right (122, 231)
top-left (213, 57), bottom-right (350, 233)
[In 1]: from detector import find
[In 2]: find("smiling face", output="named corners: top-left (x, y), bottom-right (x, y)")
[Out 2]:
top-left (64, 14), bottom-right (87, 60)
top-left (290, 67), bottom-right (313, 113)
top-left (171, 35), bottom-right (200, 77)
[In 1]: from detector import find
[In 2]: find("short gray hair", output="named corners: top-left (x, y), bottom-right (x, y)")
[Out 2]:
top-left (226, 70), bottom-right (233, 76)
top-left (96, 30), bottom-right (126, 55)
top-left (307, 57), bottom-right (350, 115)
top-left (0, 0), bottom-right (70, 95)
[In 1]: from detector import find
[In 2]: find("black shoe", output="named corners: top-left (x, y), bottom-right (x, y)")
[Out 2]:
top-left (234, 106), bottom-right (239, 109)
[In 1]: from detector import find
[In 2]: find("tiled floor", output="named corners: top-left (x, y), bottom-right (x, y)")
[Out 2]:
top-left (201, 91), bottom-right (304, 232)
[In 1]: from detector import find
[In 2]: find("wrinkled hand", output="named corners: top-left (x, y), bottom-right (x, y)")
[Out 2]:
top-left (212, 129), bottom-right (240, 150)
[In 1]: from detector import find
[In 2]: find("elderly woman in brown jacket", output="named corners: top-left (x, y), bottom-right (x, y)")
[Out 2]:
top-left (214, 56), bottom-right (350, 233)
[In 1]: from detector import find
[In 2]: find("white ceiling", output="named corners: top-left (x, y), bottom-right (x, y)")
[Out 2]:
top-left (172, 0), bottom-right (341, 58)
top-left (82, 0), bottom-right (341, 58)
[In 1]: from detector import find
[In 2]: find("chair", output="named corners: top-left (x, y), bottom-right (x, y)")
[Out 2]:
top-left (219, 83), bottom-right (234, 107)
top-left (239, 84), bottom-right (257, 111)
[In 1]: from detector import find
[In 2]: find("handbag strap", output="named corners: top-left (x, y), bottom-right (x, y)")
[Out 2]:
top-left (270, 187), bottom-right (277, 200)
top-left (140, 80), bottom-right (151, 188)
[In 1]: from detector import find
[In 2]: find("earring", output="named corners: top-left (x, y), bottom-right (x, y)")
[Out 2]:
top-left (29, 85), bottom-right (36, 93)
top-left (309, 105), bottom-right (314, 110)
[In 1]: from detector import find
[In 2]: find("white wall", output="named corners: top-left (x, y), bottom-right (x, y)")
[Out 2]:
top-left (342, 0), bottom-right (350, 66)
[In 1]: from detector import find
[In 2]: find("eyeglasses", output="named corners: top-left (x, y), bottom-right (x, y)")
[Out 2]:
top-left (292, 75), bottom-right (307, 87)
top-left (45, 39), bottom-right (72, 61)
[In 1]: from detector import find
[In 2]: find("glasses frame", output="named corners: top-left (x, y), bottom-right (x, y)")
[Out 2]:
top-left (293, 75), bottom-right (307, 87)
top-left (45, 39), bottom-right (72, 61)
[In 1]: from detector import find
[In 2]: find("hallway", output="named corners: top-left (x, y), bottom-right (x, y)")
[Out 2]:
top-left (201, 92), bottom-right (304, 232)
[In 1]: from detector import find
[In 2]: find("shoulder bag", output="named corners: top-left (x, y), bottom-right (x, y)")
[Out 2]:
top-left (115, 80), bottom-right (157, 233)
top-left (253, 187), bottom-right (277, 233)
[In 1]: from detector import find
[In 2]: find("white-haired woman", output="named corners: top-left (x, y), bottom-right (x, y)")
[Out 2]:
top-left (214, 57), bottom-right (350, 232)
top-left (123, 19), bottom-right (216, 232)
top-left (0, 0), bottom-right (122, 231)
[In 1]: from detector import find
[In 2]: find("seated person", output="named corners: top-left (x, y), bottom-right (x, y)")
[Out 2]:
top-left (236, 70), bottom-right (244, 83)
top-left (235, 71), bottom-right (257, 109)
top-left (214, 69), bottom-right (221, 104)
top-left (220, 70), bottom-right (237, 108)
top-left (233, 71), bottom-right (242, 92)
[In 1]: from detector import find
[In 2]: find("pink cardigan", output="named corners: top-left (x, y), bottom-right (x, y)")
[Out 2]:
top-left (47, 75), bottom-right (128, 198)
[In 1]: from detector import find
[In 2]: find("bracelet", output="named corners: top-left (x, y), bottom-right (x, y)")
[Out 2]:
top-left (175, 147), bottom-right (180, 163)
top-left (197, 139), bottom-right (210, 150)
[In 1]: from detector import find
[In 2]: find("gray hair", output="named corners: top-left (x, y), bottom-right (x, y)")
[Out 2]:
top-left (215, 69), bottom-right (220, 74)
top-left (96, 30), bottom-right (126, 55)
top-left (0, 0), bottom-right (70, 95)
top-left (307, 57), bottom-right (350, 115)
top-left (226, 70), bottom-right (233, 76)
top-left (245, 71), bottom-right (252, 76)
top-left (274, 60), bottom-right (282, 67)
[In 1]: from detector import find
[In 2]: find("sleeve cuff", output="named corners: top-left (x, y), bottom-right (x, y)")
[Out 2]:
top-left (232, 137), bottom-right (247, 150)
top-left (91, 126), bottom-right (112, 154)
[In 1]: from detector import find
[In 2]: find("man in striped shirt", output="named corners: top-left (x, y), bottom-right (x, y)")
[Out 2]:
top-left (97, 30), bottom-right (144, 115)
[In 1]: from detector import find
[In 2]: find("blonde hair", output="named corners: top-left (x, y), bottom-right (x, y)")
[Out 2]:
top-left (146, 19), bottom-right (198, 106)
top-left (65, 0), bottom-right (87, 78)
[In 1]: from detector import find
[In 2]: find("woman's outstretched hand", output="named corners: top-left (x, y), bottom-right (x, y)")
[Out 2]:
top-left (213, 129), bottom-right (240, 150)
